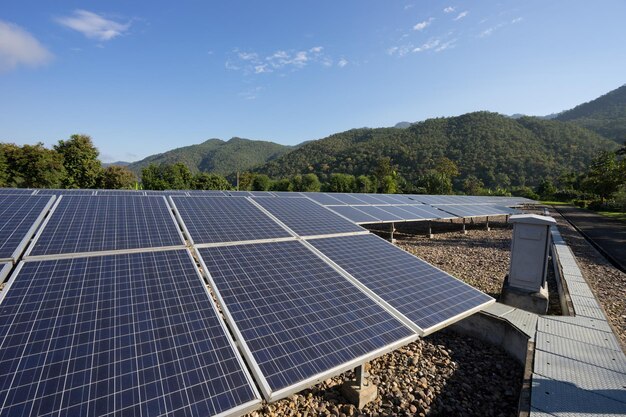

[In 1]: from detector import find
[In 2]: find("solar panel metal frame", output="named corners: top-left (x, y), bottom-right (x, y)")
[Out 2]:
top-left (0, 249), bottom-right (262, 417)
top-left (305, 234), bottom-right (495, 336)
top-left (0, 263), bottom-right (11, 284)
top-left (194, 242), bottom-right (417, 402)
top-left (170, 196), bottom-right (295, 247)
top-left (0, 195), bottom-right (56, 263)
top-left (24, 195), bottom-right (187, 260)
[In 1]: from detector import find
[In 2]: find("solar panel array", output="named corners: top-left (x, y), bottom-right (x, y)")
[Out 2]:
top-left (309, 234), bottom-right (494, 334)
top-left (197, 241), bottom-right (415, 398)
top-left (0, 194), bottom-right (55, 262)
top-left (171, 196), bottom-right (291, 244)
top-left (0, 250), bottom-right (260, 417)
top-left (27, 195), bottom-right (185, 258)
top-left (253, 197), bottom-right (365, 237)
top-left (434, 204), bottom-right (519, 218)
top-left (0, 187), bottom-right (501, 414)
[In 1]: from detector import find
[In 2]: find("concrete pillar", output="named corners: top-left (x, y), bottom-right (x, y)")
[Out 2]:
top-left (341, 363), bottom-right (377, 409)
top-left (427, 221), bottom-right (434, 239)
top-left (389, 222), bottom-right (396, 243)
top-left (461, 218), bottom-right (467, 234)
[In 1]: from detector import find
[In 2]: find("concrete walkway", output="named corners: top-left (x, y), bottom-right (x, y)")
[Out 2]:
top-left (555, 206), bottom-right (626, 272)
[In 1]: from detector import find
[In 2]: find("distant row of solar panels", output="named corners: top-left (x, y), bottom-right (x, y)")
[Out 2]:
top-left (0, 193), bottom-right (494, 416)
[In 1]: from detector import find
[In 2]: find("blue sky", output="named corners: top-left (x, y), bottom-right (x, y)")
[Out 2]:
top-left (1, 1), bottom-right (625, 162)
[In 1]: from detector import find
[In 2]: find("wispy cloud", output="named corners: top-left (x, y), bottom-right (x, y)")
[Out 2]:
top-left (0, 20), bottom-right (53, 72)
top-left (413, 38), bottom-right (440, 53)
top-left (511, 17), bottom-right (523, 24)
top-left (413, 17), bottom-right (434, 31)
top-left (479, 17), bottom-right (522, 38)
top-left (453, 11), bottom-right (469, 21)
top-left (56, 10), bottom-right (131, 41)
top-left (239, 86), bottom-right (263, 100)
top-left (227, 46), bottom-right (343, 75)
top-left (435, 39), bottom-right (457, 52)
top-left (443, 6), bottom-right (455, 13)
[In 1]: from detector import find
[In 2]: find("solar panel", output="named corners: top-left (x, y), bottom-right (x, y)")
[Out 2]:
top-left (0, 195), bottom-right (55, 262)
top-left (349, 205), bottom-right (403, 222)
top-left (196, 241), bottom-right (415, 399)
top-left (303, 192), bottom-right (345, 206)
top-left (0, 188), bottom-right (34, 195)
top-left (0, 250), bottom-right (261, 417)
top-left (434, 204), bottom-right (517, 218)
top-left (35, 189), bottom-right (96, 196)
top-left (227, 191), bottom-right (253, 197)
top-left (94, 190), bottom-right (145, 196)
top-left (345, 194), bottom-right (388, 205)
top-left (0, 263), bottom-right (11, 283)
top-left (398, 204), bottom-right (456, 220)
top-left (271, 191), bottom-right (304, 198)
top-left (326, 193), bottom-right (369, 205)
top-left (327, 206), bottom-right (381, 224)
top-left (372, 194), bottom-right (413, 204)
top-left (187, 190), bottom-right (227, 196)
top-left (309, 234), bottom-right (494, 334)
top-left (253, 197), bottom-right (365, 237)
top-left (27, 195), bottom-right (185, 258)
top-left (370, 205), bottom-right (425, 221)
top-left (171, 196), bottom-right (291, 245)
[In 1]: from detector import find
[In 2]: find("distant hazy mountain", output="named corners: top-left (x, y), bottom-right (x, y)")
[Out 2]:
top-left (394, 121), bottom-right (413, 129)
top-left (127, 137), bottom-right (294, 176)
top-left (102, 161), bottom-right (130, 167)
top-left (556, 84), bottom-right (626, 143)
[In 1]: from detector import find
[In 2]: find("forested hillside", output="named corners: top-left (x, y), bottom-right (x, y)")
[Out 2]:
top-left (256, 112), bottom-right (617, 189)
top-left (556, 85), bottom-right (626, 144)
top-left (127, 137), bottom-right (293, 176)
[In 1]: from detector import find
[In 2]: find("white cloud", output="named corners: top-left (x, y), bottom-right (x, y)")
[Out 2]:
top-left (337, 58), bottom-right (348, 68)
top-left (443, 6), bottom-right (455, 13)
top-left (0, 20), bottom-right (53, 72)
top-left (387, 44), bottom-right (413, 57)
top-left (56, 10), bottom-right (130, 41)
top-left (413, 39), bottom-right (440, 53)
top-left (413, 17), bottom-right (434, 31)
top-left (435, 39), bottom-right (456, 52)
top-left (511, 17), bottom-right (523, 24)
top-left (453, 11), bottom-right (469, 21)
top-left (226, 46), bottom-right (335, 75)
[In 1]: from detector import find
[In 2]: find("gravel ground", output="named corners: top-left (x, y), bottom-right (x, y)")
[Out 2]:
top-left (247, 332), bottom-right (522, 417)
top-left (548, 207), bottom-right (626, 349)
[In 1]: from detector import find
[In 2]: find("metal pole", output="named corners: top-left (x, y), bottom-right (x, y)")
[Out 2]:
top-left (462, 218), bottom-right (467, 234)
top-left (355, 364), bottom-right (365, 387)
top-left (428, 221), bottom-right (433, 239)
top-left (390, 222), bottom-right (395, 243)
top-left (486, 216), bottom-right (490, 231)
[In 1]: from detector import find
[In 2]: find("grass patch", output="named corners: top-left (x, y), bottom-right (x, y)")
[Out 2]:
top-left (540, 200), bottom-right (569, 206)
top-left (597, 211), bottom-right (626, 222)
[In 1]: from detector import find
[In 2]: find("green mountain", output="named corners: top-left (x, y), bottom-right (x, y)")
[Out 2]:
top-left (256, 112), bottom-right (617, 188)
top-left (128, 137), bottom-right (294, 176)
top-left (556, 84), bottom-right (626, 144)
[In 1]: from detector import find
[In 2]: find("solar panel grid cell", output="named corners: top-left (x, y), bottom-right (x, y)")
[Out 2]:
top-left (349, 206), bottom-right (402, 222)
top-left (0, 195), bottom-right (54, 261)
top-left (326, 194), bottom-right (369, 205)
top-left (252, 197), bottom-right (364, 237)
top-left (0, 250), bottom-right (260, 417)
top-left (172, 196), bottom-right (291, 245)
top-left (309, 234), bottom-right (494, 334)
top-left (326, 206), bottom-right (381, 224)
top-left (28, 196), bottom-right (184, 257)
top-left (303, 193), bottom-right (345, 206)
top-left (197, 241), bottom-right (414, 397)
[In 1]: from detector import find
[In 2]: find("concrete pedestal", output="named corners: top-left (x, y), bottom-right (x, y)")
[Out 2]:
top-left (500, 275), bottom-right (549, 315)
top-left (340, 381), bottom-right (378, 409)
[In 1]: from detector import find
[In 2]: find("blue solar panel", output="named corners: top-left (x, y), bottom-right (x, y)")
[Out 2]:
top-left (271, 191), bottom-right (304, 198)
top-left (252, 197), bottom-right (365, 237)
top-left (172, 196), bottom-right (291, 244)
top-left (434, 204), bottom-right (517, 218)
top-left (327, 206), bottom-right (381, 224)
top-left (0, 188), bottom-right (34, 195)
top-left (94, 190), bottom-right (145, 196)
top-left (0, 195), bottom-right (55, 262)
top-left (197, 241), bottom-right (414, 398)
top-left (227, 191), bottom-right (253, 197)
top-left (0, 250), bottom-right (260, 417)
top-left (326, 193), bottom-right (368, 205)
top-left (187, 190), bottom-right (227, 196)
top-left (349, 205), bottom-right (403, 222)
top-left (344, 194), bottom-right (388, 205)
top-left (309, 234), bottom-right (494, 334)
top-left (303, 193), bottom-right (344, 205)
top-left (393, 204), bottom-right (454, 220)
top-left (35, 189), bottom-right (95, 196)
top-left (27, 196), bottom-right (185, 257)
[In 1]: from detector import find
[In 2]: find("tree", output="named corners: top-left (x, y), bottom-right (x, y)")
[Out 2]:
top-left (537, 178), bottom-right (557, 198)
top-left (270, 178), bottom-right (291, 191)
top-left (301, 173), bottom-right (321, 192)
top-left (380, 175), bottom-right (397, 194)
top-left (0, 147), bottom-right (7, 187)
top-left (1, 143), bottom-right (66, 188)
top-left (251, 174), bottom-right (271, 191)
top-left (420, 171), bottom-right (452, 194)
top-left (237, 172), bottom-right (255, 191)
top-left (163, 163), bottom-right (192, 189)
top-left (328, 173), bottom-right (356, 192)
top-left (99, 165), bottom-right (136, 189)
top-left (463, 175), bottom-right (484, 195)
top-left (580, 151), bottom-right (624, 201)
top-left (141, 164), bottom-right (168, 190)
top-left (356, 175), bottom-right (372, 193)
top-left (54, 134), bottom-right (101, 188)
top-left (192, 173), bottom-right (231, 190)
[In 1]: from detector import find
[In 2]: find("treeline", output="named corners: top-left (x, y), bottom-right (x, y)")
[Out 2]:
top-left (0, 135), bottom-right (136, 189)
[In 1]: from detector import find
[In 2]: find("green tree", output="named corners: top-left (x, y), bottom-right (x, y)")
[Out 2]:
top-left (537, 178), bottom-right (557, 198)
top-left (380, 175), bottom-right (397, 194)
top-left (0, 147), bottom-right (7, 187)
top-left (192, 173), bottom-right (231, 190)
top-left (420, 171), bottom-right (452, 194)
top-left (270, 178), bottom-right (291, 191)
top-left (54, 134), bottom-right (101, 188)
top-left (301, 173), bottom-right (321, 192)
top-left (237, 172), bottom-right (255, 191)
top-left (328, 173), bottom-right (356, 192)
top-left (99, 165), bottom-right (137, 189)
top-left (163, 163), bottom-right (192, 189)
top-left (1, 143), bottom-right (66, 188)
top-left (462, 175), bottom-right (484, 195)
top-left (356, 175), bottom-right (372, 193)
top-left (251, 174), bottom-right (271, 191)
top-left (141, 164), bottom-right (168, 190)
top-left (581, 151), bottom-right (624, 201)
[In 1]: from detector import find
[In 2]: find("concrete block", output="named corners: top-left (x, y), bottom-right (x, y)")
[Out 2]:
top-left (340, 381), bottom-right (377, 409)
top-left (500, 278), bottom-right (549, 315)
